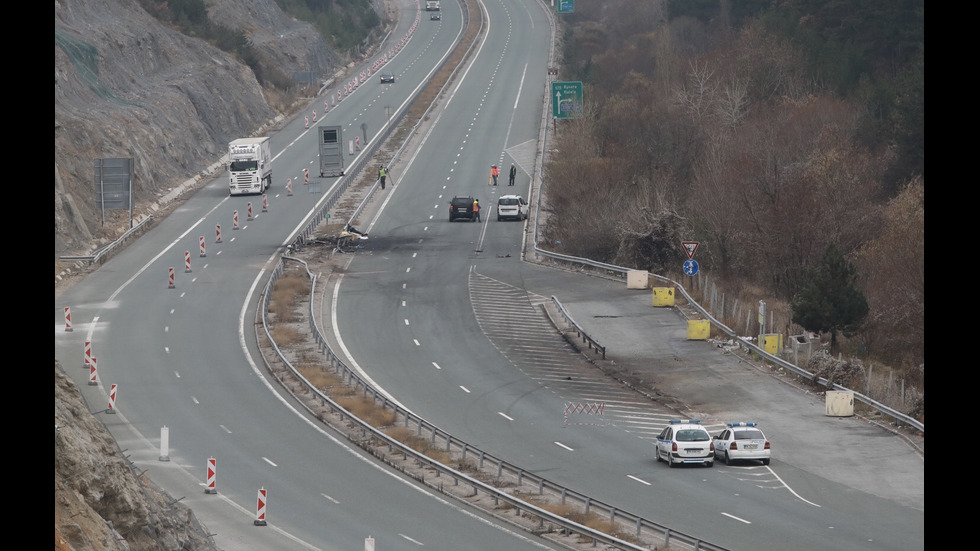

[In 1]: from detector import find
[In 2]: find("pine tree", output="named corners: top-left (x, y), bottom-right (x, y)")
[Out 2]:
top-left (791, 244), bottom-right (869, 353)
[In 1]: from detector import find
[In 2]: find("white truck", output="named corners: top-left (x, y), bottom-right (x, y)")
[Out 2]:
top-left (228, 137), bottom-right (272, 196)
top-left (425, 1), bottom-right (440, 11)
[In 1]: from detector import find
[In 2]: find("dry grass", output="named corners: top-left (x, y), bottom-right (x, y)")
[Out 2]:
top-left (268, 271), bottom-right (309, 322)
top-left (296, 364), bottom-right (342, 390)
top-left (335, 395), bottom-right (398, 427)
top-left (270, 325), bottom-right (304, 346)
top-left (383, 426), bottom-right (452, 464)
top-left (517, 496), bottom-right (641, 545)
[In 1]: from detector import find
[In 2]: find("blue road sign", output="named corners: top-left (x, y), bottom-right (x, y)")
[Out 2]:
top-left (683, 259), bottom-right (699, 276)
top-left (558, 0), bottom-right (574, 14)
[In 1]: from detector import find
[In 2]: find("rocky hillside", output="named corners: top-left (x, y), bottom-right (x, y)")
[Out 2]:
top-left (54, 1), bottom-right (384, 548)
top-left (54, 0), bottom-right (343, 264)
top-left (55, 361), bottom-right (220, 551)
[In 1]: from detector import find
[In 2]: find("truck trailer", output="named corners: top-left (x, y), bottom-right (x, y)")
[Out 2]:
top-left (318, 125), bottom-right (345, 178)
top-left (228, 137), bottom-right (272, 196)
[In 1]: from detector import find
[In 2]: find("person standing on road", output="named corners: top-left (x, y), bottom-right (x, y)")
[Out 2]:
top-left (490, 165), bottom-right (499, 186)
top-left (378, 165), bottom-right (387, 190)
top-left (508, 164), bottom-right (516, 186)
top-left (473, 199), bottom-right (480, 222)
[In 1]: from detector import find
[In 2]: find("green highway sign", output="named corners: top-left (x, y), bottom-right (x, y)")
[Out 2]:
top-left (551, 81), bottom-right (583, 119)
top-left (558, 0), bottom-right (574, 14)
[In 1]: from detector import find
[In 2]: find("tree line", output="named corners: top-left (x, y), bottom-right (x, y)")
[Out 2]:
top-left (544, 0), bottom-right (923, 380)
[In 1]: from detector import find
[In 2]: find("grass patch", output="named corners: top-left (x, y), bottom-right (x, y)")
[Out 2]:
top-left (271, 325), bottom-right (304, 346)
top-left (269, 271), bottom-right (309, 322)
top-left (383, 426), bottom-right (451, 464)
top-left (334, 395), bottom-right (398, 427)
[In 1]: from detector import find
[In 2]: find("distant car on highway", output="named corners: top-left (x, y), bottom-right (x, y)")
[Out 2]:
top-left (430, 13), bottom-right (441, 20)
top-left (380, 72), bottom-right (395, 83)
top-left (656, 419), bottom-right (714, 468)
top-left (713, 422), bottom-right (771, 465)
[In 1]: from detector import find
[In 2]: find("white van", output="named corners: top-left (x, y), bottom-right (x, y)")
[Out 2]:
top-left (497, 195), bottom-right (528, 221)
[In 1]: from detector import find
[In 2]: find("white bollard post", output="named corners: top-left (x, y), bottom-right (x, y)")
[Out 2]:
top-left (159, 426), bottom-right (170, 461)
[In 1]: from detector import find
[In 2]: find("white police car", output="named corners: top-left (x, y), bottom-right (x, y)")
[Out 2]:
top-left (656, 419), bottom-right (714, 468)
top-left (712, 422), bottom-right (771, 465)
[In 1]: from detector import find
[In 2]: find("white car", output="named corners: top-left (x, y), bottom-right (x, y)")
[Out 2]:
top-left (496, 195), bottom-right (528, 221)
top-left (712, 422), bottom-right (771, 465)
top-left (656, 419), bottom-right (714, 468)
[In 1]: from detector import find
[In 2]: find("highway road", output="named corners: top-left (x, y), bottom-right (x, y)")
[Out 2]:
top-left (55, 1), bottom-right (568, 550)
top-left (324, 2), bottom-right (926, 551)
top-left (55, 0), bottom-right (925, 550)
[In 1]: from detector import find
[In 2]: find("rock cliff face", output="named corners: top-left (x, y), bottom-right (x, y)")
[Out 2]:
top-left (54, 0), bottom-right (339, 261)
top-left (54, 2), bottom-right (358, 548)
top-left (55, 361), bottom-right (220, 551)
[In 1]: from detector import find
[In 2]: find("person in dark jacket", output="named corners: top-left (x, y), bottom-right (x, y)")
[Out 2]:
top-left (508, 164), bottom-right (516, 186)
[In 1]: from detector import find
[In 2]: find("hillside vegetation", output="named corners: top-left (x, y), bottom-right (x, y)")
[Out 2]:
top-left (543, 0), bottom-right (923, 386)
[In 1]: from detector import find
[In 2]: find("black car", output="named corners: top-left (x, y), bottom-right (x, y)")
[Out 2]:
top-left (380, 72), bottom-right (395, 83)
top-left (430, 13), bottom-right (441, 20)
top-left (449, 196), bottom-right (477, 221)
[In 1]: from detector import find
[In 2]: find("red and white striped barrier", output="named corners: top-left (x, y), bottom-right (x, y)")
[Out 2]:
top-left (216, 224), bottom-right (222, 243)
top-left (562, 401), bottom-right (607, 427)
top-left (286, 179), bottom-right (293, 196)
top-left (304, 169), bottom-right (309, 185)
top-left (262, 194), bottom-right (268, 212)
top-left (233, 210), bottom-right (240, 230)
top-left (337, 90), bottom-right (342, 102)
top-left (184, 251), bottom-right (192, 273)
top-left (64, 306), bottom-right (73, 332)
top-left (312, 109), bottom-right (317, 122)
top-left (107, 384), bottom-right (117, 413)
top-left (88, 357), bottom-right (98, 385)
top-left (168, 267), bottom-right (175, 289)
top-left (254, 487), bottom-right (268, 526)
top-left (205, 457), bottom-right (217, 494)
top-left (84, 341), bottom-right (92, 369)
top-left (247, 202), bottom-right (253, 221)
top-left (324, 100), bottom-right (329, 113)
top-left (199, 236), bottom-right (206, 257)
top-left (304, 116), bottom-right (309, 129)
top-left (355, 136), bottom-right (360, 150)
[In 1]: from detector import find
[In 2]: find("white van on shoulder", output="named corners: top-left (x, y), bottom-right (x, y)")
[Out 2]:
top-left (497, 195), bottom-right (528, 221)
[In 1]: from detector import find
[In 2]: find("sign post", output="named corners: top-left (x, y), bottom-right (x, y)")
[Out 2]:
top-left (551, 81), bottom-right (583, 120)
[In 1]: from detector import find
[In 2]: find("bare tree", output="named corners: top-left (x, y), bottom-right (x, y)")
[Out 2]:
top-left (715, 76), bottom-right (750, 129)
top-left (673, 60), bottom-right (717, 125)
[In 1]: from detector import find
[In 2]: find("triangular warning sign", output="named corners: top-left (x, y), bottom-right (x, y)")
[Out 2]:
top-left (682, 241), bottom-right (699, 259)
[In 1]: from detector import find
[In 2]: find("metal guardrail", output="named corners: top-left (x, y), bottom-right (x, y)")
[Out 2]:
top-left (260, 257), bottom-right (727, 551)
top-left (529, 240), bottom-right (924, 435)
top-left (550, 296), bottom-right (605, 360)
top-left (58, 215), bottom-right (154, 265)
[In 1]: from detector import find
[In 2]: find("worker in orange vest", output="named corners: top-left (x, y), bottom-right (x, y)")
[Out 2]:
top-left (473, 198), bottom-right (481, 222)
top-left (490, 165), bottom-right (499, 186)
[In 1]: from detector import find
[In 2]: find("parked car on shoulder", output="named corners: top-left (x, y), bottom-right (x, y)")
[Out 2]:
top-left (496, 195), bottom-right (528, 221)
top-left (656, 419), bottom-right (714, 468)
top-left (713, 422), bottom-right (771, 465)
